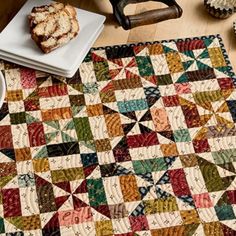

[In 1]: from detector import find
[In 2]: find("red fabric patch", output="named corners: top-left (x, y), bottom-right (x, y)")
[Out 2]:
top-left (2, 188), bottom-right (22, 217)
top-left (91, 52), bottom-right (106, 62)
top-left (83, 165), bottom-right (98, 178)
top-left (174, 82), bottom-right (191, 94)
top-left (162, 95), bottom-right (179, 107)
top-left (113, 147), bottom-right (131, 162)
top-left (55, 195), bottom-right (70, 209)
top-left (43, 212), bottom-right (60, 229)
top-left (0, 163), bottom-right (17, 177)
top-left (227, 190), bottom-right (236, 204)
top-left (143, 76), bottom-right (157, 85)
top-left (74, 180), bottom-right (87, 194)
top-left (127, 132), bottom-right (159, 148)
top-left (93, 204), bottom-right (111, 218)
top-left (110, 69), bottom-right (122, 80)
top-left (115, 234), bottom-right (133, 236)
top-left (101, 81), bottom-right (114, 93)
top-left (192, 139), bottom-right (211, 153)
top-left (38, 84), bottom-right (68, 98)
top-left (129, 215), bottom-right (149, 231)
top-left (176, 39), bottom-right (205, 52)
top-left (24, 99), bottom-right (40, 111)
top-left (72, 195), bottom-right (88, 209)
top-left (35, 174), bottom-right (50, 186)
top-left (109, 59), bottom-right (123, 67)
top-left (54, 181), bottom-right (71, 193)
top-left (193, 193), bottom-right (213, 208)
top-left (20, 68), bottom-right (37, 89)
top-left (0, 125), bottom-right (13, 149)
top-left (168, 169), bottom-right (191, 197)
top-left (218, 78), bottom-right (234, 90)
top-left (27, 122), bottom-right (46, 147)
top-left (181, 105), bottom-right (201, 128)
top-left (125, 70), bottom-right (139, 79)
top-left (133, 45), bottom-right (146, 55)
top-left (125, 58), bottom-right (137, 68)
top-left (221, 221), bottom-right (236, 236)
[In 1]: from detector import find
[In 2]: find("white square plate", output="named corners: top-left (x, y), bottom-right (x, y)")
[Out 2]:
top-left (0, 0), bottom-right (105, 72)
top-left (0, 25), bottom-right (104, 77)
top-left (0, 71), bottom-right (6, 109)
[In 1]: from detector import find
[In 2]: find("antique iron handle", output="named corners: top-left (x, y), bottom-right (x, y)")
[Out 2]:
top-left (110, 0), bottom-right (183, 30)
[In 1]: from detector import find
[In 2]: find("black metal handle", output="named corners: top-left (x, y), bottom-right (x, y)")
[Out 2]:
top-left (110, 0), bottom-right (183, 30)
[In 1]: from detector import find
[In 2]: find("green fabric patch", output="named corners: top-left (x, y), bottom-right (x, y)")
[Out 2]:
top-left (71, 105), bottom-right (84, 117)
top-left (136, 56), bottom-right (155, 76)
top-left (10, 112), bottom-right (26, 124)
top-left (133, 158), bottom-right (167, 174)
top-left (33, 146), bottom-right (48, 159)
top-left (183, 61), bottom-right (194, 71)
top-left (212, 148), bottom-right (236, 165)
top-left (87, 178), bottom-right (107, 207)
top-left (6, 217), bottom-right (23, 230)
top-left (204, 38), bottom-right (214, 47)
top-left (79, 140), bottom-right (96, 152)
top-left (158, 74), bottom-right (172, 85)
top-left (61, 132), bottom-right (76, 143)
top-left (0, 217), bottom-right (4, 234)
top-left (196, 61), bottom-right (210, 70)
top-left (63, 120), bottom-right (75, 130)
top-left (182, 50), bottom-right (194, 58)
top-left (25, 113), bottom-right (40, 124)
top-left (74, 117), bottom-right (93, 141)
top-left (44, 121), bottom-right (60, 130)
top-left (163, 45), bottom-right (177, 53)
top-left (94, 61), bottom-right (110, 81)
top-left (193, 90), bottom-right (223, 104)
top-left (215, 205), bottom-right (236, 221)
top-left (198, 157), bottom-right (224, 192)
top-left (45, 132), bottom-right (58, 144)
top-left (117, 99), bottom-right (148, 113)
top-left (0, 175), bottom-right (16, 188)
top-left (174, 129), bottom-right (191, 142)
top-left (83, 82), bottom-right (99, 94)
top-left (51, 167), bottom-right (84, 183)
top-left (198, 49), bottom-right (210, 59)
top-left (176, 73), bottom-right (188, 83)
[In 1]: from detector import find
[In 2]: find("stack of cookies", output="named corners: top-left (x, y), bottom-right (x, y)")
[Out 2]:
top-left (0, 0), bottom-right (106, 77)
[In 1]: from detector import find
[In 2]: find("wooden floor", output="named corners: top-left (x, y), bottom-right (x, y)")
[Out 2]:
top-left (0, 0), bottom-right (236, 70)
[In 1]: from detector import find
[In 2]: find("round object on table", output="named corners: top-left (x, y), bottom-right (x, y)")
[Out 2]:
top-left (234, 20), bottom-right (236, 34)
top-left (204, 0), bottom-right (236, 19)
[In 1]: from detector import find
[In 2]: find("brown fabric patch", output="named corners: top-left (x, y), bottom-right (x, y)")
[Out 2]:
top-left (42, 107), bottom-right (72, 121)
top-left (95, 139), bottom-right (112, 152)
top-left (7, 90), bottom-right (23, 102)
top-left (160, 143), bottom-right (179, 156)
top-left (108, 203), bottom-right (128, 219)
top-left (87, 104), bottom-right (104, 117)
top-left (120, 175), bottom-right (140, 202)
top-left (112, 77), bottom-right (142, 90)
top-left (105, 113), bottom-right (123, 137)
top-left (148, 43), bottom-right (163, 55)
top-left (33, 158), bottom-right (50, 172)
top-left (180, 154), bottom-right (198, 167)
top-left (165, 52), bottom-right (184, 73)
top-left (15, 147), bottom-right (31, 161)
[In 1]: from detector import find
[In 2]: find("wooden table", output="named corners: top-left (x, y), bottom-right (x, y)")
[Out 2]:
top-left (0, 0), bottom-right (236, 71)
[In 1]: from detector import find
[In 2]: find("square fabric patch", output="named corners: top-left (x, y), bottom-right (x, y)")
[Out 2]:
top-left (0, 34), bottom-right (236, 235)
